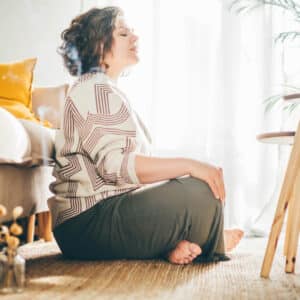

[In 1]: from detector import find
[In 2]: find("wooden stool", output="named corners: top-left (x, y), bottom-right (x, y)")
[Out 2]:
top-left (26, 211), bottom-right (53, 243)
top-left (257, 123), bottom-right (300, 278)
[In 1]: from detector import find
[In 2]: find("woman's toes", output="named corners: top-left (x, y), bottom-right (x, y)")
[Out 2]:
top-left (236, 229), bottom-right (244, 236)
top-left (189, 243), bottom-right (201, 255)
top-left (191, 252), bottom-right (198, 260)
top-left (186, 242), bottom-right (201, 258)
top-left (188, 256), bottom-right (195, 263)
top-left (224, 228), bottom-right (244, 252)
top-left (167, 240), bottom-right (202, 265)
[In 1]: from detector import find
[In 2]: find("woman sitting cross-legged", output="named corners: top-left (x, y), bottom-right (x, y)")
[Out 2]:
top-left (48, 6), bottom-right (243, 265)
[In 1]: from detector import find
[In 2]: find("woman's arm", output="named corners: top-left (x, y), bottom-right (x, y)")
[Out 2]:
top-left (135, 154), bottom-right (225, 202)
top-left (135, 155), bottom-right (192, 183)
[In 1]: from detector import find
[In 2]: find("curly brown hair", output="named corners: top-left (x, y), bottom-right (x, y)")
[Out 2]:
top-left (58, 7), bottom-right (122, 76)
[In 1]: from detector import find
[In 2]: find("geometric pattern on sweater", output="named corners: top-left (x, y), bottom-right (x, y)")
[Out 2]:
top-left (49, 72), bottom-right (151, 228)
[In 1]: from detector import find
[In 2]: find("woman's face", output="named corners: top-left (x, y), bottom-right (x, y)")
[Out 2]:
top-left (103, 15), bottom-right (139, 73)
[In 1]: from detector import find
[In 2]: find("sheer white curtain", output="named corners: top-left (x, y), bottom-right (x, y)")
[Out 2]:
top-left (83, 0), bottom-right (287, 233)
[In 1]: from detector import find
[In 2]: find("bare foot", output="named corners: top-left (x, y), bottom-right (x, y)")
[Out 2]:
top-left (224, 229), bottom-right (244, 252)
top-left (167, 240), bottom-right (202, 265)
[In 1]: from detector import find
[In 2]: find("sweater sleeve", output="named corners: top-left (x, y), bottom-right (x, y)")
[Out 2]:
top-left (80, 84), bottom-right (140, 186)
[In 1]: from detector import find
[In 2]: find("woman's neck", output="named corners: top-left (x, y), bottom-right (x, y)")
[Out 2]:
top-left (105, 66), bottom-right (122, 81)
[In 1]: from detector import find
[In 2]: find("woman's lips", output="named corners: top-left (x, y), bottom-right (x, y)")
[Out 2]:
top-left (130, 47), bottom-right (138, 52)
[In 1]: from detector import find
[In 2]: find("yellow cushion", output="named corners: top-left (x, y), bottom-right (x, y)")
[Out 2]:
top-left (0, 58), bottom-right (36, 107)
top-left (0, 99), bottom-right (39, 122)
top-left (0, 58), bottom-right (52, 127)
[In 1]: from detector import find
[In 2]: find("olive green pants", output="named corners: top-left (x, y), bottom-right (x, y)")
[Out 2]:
top-left (53, 176), bottom-right (229, 263)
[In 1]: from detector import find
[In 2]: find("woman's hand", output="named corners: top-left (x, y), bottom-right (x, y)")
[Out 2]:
top-left (189, 161), bottom-right (225, 203)
top-left (134, 155), bottom-right (225, 203)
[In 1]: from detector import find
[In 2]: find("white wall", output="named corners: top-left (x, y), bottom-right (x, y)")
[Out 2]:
top-left (0, 0), bottom-right (81, 86)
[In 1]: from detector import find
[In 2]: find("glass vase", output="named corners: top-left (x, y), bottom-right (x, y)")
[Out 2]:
top-left (0, 247), bottom-right (25, 294)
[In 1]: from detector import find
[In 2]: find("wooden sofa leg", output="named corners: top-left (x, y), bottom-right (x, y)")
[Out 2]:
top-left (27, 214), bottom-right (36, 243)
top-left (37, 212), bottom-right (53, 241)
top-left (43, 211), bottom-right (53, 242)
top-left (37, 213), bottom-right (45, 240)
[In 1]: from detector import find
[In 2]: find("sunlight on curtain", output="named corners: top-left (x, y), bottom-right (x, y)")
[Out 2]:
top-left (84, 0), bottom-right (289, 233)
top-left (2, 0), bottom-right (296, 234)
top-left (153, 1), bottom-right (222, 156)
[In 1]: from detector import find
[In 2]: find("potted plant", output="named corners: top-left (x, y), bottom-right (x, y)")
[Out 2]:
top-left (0, 205), bottom-right (25, 294)
top-left (230, 0), bottom-right (300, 114)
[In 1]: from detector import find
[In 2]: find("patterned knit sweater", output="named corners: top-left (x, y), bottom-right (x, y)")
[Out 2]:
top-left (48, 72), bottom-right (152, 229)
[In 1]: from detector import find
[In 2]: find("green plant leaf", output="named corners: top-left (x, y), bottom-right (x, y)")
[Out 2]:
top-left (236, 6), bottom-right (250, 13)
top-left (282, 102), bottom-right (299, 114)
top-left (229, 0), bottom-right (264, 14)
top-left (264, 95), bottom-right (283, 114)
top-left (228, 0), bottom-right (243, 11)
top-left (288, 103), bottom-right (299, 113)
top-left (263, 94), bottom-right (283, 104)
top-left (229, 0), bottom-right (300, 116)
top-left (274, 31), bottom-right (300, 43)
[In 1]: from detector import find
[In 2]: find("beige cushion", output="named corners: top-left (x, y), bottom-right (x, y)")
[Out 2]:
top-left (32, 84), bottom-right (68, 129)
top-left (20, 119), bottom-right (56, 166)
top-left (0, 107), bottom-right (31, 164)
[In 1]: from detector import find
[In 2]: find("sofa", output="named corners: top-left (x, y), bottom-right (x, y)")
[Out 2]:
top-left (0, 83), bottom-right (68, 242)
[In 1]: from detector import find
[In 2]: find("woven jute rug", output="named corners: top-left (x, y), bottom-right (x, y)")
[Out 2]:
top-left (1, 238), bottom-right (299, 300)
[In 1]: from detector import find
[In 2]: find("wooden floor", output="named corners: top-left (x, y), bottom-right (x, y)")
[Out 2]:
top-left (1, 237), bottom-right (299, 300)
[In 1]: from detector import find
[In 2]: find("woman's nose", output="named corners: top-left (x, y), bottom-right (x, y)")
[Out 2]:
top-left (131, 32), bottom-right (138, 42)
